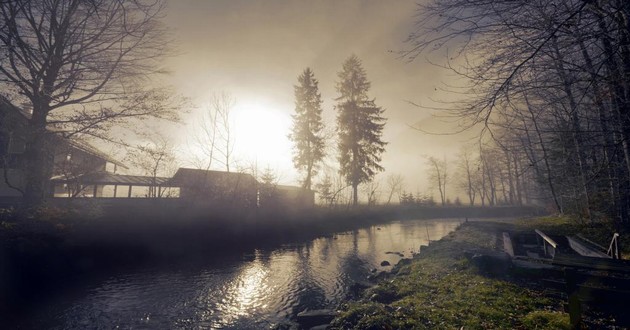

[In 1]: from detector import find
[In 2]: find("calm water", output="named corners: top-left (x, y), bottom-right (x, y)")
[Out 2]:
top-left (24, 218), bottom-right (463, 329)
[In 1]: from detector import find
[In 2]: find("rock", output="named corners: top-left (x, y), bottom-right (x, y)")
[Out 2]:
top-left (272, 320), bottom-right (300, 330)
top-left (369, 289), bottom-right (399, 304)
top-left (349, 281), bottom-right (373, 298)
top-left (380, 260), bottom-right (391, 266)
top-left (297, 309), bottom-right (336, 329)
top-left (309, 324), bottom-right (330, 330)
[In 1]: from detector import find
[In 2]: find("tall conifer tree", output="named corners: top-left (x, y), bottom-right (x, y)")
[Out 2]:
top-left (289, 68), bottom-right (325, 190)
top-left (335, 55), bottom-right (387, 205)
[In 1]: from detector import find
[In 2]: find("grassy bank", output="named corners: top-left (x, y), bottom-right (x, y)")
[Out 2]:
top-left (330, 217), bottom-right (629, 329)
top-left (0, 206), bottom-right (540, 320)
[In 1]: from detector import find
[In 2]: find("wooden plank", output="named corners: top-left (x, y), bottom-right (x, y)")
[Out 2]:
top-left (567, 236), bottom-right (610, 258)
top-left (576, 234), bottom-right (607, 252)
top-left (526, 251), bottom-right (541, 259)
top-left (572, 273), bottom-right (630, 290)
top-left (535, 229), bottom-right (558, 248)
top-left (574, 285), bottom-right (630, 304)
top-left (503, 232), bottom-right (515, 257)
top-left (553, 254), bottom-right (630, 274)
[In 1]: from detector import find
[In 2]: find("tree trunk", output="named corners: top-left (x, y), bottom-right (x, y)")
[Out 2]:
top-left (595, 5), bottom-right (630, 223)
top-left (23, 105), bottom-right (51, 209)
top-left (521, 88), bottom-right (562, 212)
top-left (552, 36), bottom-right (592, 221)
top-left (578, 35), bottom-right (624, 223)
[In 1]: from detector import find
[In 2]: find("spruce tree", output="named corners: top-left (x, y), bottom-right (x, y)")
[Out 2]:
top-left (289, 68), bottom-right (325, 190)
top-left (335, 55), bottom-right (387, 206)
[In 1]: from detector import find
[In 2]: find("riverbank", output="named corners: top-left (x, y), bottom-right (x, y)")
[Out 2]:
top-left (329, 217), bottom-right (629, 329)
top-left (0, 206), bottom-right (540, 323)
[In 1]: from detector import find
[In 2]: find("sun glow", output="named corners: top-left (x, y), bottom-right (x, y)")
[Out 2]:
top-left (231, 100), bottom-right (294, 173)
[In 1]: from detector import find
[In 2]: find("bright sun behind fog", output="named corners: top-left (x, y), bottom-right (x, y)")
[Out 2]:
top-left (231, 99), bottom-right (294, 175)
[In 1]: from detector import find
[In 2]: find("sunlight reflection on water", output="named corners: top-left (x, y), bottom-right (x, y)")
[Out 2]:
top-left (26, 218), bottom-right (464, 329)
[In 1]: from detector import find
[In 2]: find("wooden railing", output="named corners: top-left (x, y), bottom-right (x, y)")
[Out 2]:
top-left (535, 229), bottom-right (558, 258)
top-left (607, 233), bottom-right (620, 259)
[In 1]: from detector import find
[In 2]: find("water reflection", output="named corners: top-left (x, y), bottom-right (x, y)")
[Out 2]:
top-left (25, 218), bottom-right (463, 329)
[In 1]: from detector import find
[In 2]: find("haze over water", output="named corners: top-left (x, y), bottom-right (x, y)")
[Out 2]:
top-left (23, 219), bottom-right (462, 329)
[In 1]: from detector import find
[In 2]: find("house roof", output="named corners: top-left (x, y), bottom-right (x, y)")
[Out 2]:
top-left (0, 96), bottom-right (125, 168)
top-left (63, 138), bottom-right (126, 169)
top-left (169, 168), bottom-right (258, 185)
top-left (51, 172), bottom-right (171, 186)
top-left (0, 95), bottom-right (31, 120)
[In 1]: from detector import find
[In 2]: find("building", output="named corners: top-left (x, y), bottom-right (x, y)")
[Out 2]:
top-left (169, 168), bottom-right (258, 209)
top-left (1, 97), bottom-right (314, 213)
top-left (0, 96), bottom-right (151, 201)
top-left (0, 97), bottom-right (27, 198)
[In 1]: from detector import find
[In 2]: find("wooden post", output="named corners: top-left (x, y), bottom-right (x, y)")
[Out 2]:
top-left (565, 268), bottom-right (581, 329)
top-left (93, 184), bottom-right (98, 198)
top-left (128, 185), bottom-right (132, 198)
top-left (503, 232), bottom-right (515, 257)
top-left (113, 185), bottom-right (118, 198)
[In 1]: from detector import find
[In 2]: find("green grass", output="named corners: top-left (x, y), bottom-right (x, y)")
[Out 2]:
top-left (330, 219), bottom-right (569, 329)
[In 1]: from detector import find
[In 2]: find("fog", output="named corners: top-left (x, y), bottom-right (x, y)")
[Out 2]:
top-left (160, 0), bottom-right (473, 194)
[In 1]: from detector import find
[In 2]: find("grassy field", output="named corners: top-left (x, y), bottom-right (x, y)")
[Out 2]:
top-left (330, 216), bottom-right (629, 329)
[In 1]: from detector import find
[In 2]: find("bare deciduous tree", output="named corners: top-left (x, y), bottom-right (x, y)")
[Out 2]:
top-left (0, 0), bottom-right (179, 208)
top-left (361, 179), bottom-right (380, 206)
top-left (406, 0), bottom-right (630, 225)
top-left (190, 92), bottom-right (235, 172)
top-left (385, 174), bottom-right (405, 205)
top-left (455, 147), bottom-right (476, 206)
top-left (426, 156), bottom-right (448, 206)
top-left (127, 137), bottom-right (178, 198)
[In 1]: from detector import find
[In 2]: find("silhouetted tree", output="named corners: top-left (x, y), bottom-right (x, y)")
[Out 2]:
top-left (259, 166), bottom-right (279, 208)
top-left (361, 178), bottom-right (380, 206)
top-left (385, 174), bottom-right (405, 205)
top-left (455, 147), bottom-right (476, 206)
top-left (426, 156), bottom-right (448, 206)
top-left (127, 137), bottom-right (178, 198)
top-left (0, 0), bottom-right (177, 208)
top-left (190, 92), bottom-right (235, 172)
top-left (335, 55), bottom-right (387, 206)
top-left (289, 68), bottom-right (325, 190)
top-left (400, 191), bottom-right (414, 205)
top-left (315, 175), bottom-right (333, 207)
top-left (405, 0), bottom-right (630, 224)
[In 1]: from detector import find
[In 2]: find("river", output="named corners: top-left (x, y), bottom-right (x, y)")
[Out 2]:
top-left (21, 218), bottom-right (463, 329)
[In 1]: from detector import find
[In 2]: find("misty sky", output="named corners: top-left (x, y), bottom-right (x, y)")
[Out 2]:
top-left (161, 0), bottom-right (477, 194)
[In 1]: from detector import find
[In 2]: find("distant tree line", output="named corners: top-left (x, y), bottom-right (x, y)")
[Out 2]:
top-left (408, 0), bottom-right (630, 227)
